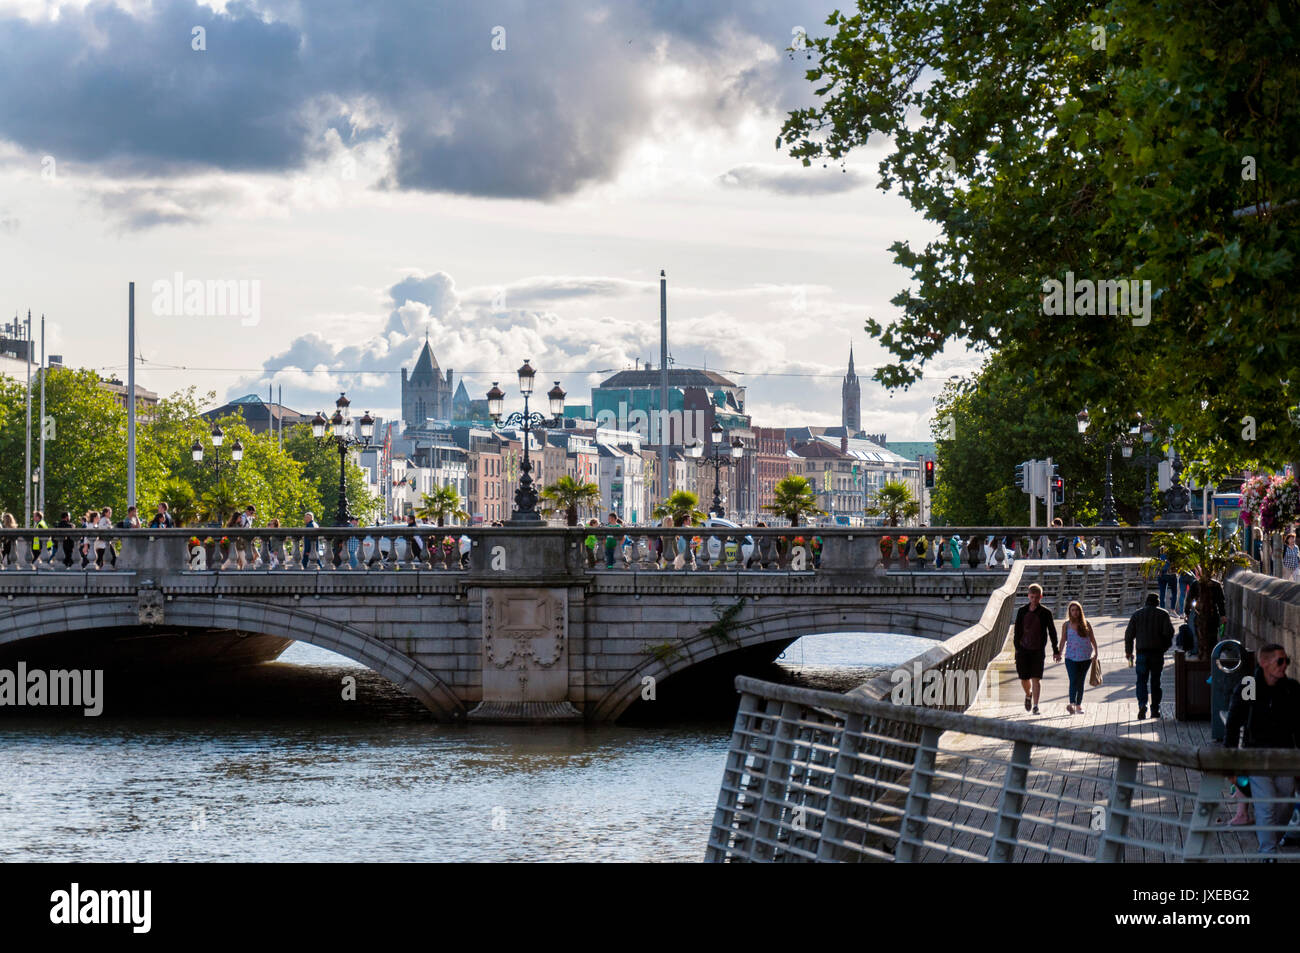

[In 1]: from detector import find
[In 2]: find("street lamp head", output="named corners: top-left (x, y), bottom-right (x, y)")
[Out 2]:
top-left (686, 440), bottom-right (703, 459)
top-left (335, 392), bottom-right (351, 425)
top-left (711, 422), bottom-right (723, 437)
top-left (330, 408), bottom-right (344, 431)
top-left (191, 439), bottom-right (204, 463)
top-left (1141, 422), bottom-right (1154, 443)
top-left (547, 381), bottom-right (565, 418)
top-left (486, 382), bottom-right (505, 420)
top-left (517, 360), bottom-right (535, 396)
top-left (359, 411), bottom-right (375, 441)
top-left (1121, 440), bottom-right (1134, 458)
top-left (1076, 409), bottom-right (1090, 434)
top-left (310, 412), bottom-right (327, 439)
top-left (210, 423), bottom-right (224, 448)
top-left (730, 437), bottom-right (744, 459)
top-left (231, 439), bottom-right (244, 463)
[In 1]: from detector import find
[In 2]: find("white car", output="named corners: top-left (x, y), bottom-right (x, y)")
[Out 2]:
top-left (700, 517), bottom-right (756, 564)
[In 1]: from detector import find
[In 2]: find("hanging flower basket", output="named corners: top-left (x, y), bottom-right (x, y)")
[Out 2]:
top-left (880, 535), bottom-right (894, 557)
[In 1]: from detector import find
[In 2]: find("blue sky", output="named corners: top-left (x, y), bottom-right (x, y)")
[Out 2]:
top-left (0, 0), bottom-right (975, 437)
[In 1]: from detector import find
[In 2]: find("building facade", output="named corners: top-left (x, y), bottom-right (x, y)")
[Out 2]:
top-left (401, 337), bottom-right (454, 430)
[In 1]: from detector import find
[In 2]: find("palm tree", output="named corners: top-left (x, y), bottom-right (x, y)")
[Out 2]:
top-left (652, 490), bottom-right (706, 527)
top-left (1144, 521), bottom-right (1250, 653)
top-left (158, 478), bottom-right (198, 527)
top-left (540, 475), bottom-right (602, 526)
top-left (866, 479), bottom-right (920, 527)
top-left (198, 479), bottom-right (241, 526)
top-left (763, 474), bottom-right (824, 527)
top-left (417, 485), bottom-right (469, 527)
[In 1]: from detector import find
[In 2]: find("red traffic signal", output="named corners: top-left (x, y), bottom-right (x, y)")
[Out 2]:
top-left (924, 459), bottom-right (935, 488)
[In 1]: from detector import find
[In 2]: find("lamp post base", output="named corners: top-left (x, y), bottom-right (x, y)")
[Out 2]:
top-left (506, 511), bottom-right (544, 526)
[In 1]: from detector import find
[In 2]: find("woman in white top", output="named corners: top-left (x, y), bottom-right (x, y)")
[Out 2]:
top-left (95, 506), bottom-right (115, 569)
top-left (1062, 600), bottom-right (1099, 714)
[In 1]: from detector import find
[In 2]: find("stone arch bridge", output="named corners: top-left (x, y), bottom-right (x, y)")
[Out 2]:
top-left (0, 526), bottom-right (1153, 721)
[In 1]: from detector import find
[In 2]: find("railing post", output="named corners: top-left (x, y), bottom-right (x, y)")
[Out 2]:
top-left (1096, 756), bottom-right (1139, 861)
top-left (988, 739), bottom-right (1033, 862)
top-left (1182, 772), bottom-right (1224, 862)
top-left (895, 724), bottom-right (942, 863)
top-left (816, 711), bottom-right (865, 862)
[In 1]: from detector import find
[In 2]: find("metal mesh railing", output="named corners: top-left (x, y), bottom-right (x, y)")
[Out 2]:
top-left (706, 677), bottom-right (1300, 863)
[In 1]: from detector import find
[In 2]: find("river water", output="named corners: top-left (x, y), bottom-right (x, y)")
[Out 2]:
top-left (0, 632), bottom-right (930, 862)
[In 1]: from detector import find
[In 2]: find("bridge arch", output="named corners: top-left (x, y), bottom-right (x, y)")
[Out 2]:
top-left (594, 603), bottom-right (954, 722)
top-left (0, 596), bottom-right (465, 720)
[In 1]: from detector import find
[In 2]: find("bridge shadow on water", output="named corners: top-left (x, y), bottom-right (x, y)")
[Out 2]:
top-left (0, 630), bottom-right (898, 726)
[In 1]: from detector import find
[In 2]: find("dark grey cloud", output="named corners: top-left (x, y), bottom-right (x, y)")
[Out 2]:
top-left (0, 0), bottom-right (832, 204)
top-left (717, 163), bottom-right (868, 195)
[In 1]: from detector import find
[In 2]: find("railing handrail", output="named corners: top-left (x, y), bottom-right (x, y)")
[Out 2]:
top-left (733, 674), bottom-right (1300, 772)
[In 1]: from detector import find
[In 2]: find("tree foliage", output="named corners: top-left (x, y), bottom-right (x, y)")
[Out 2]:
top-left (764, 474), bottom-right (824, 527)
top-left (780, 0), bottom-right (1300, 476)
top-left (416, 484), bottom-right (469, 527)
top-left (931, 353), bottom-right (1148, 525)
top-left (540, 475), bottom-right (601, 526)
top-left (866, 479), bottom-right (919, 526)
top-left (652, 490), bottom-right (706, 527)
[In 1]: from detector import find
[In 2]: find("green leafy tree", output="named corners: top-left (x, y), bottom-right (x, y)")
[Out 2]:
top-left (763, 475), bottom-right (824, 527)
top-left (1144, 522), bottom-right (1251, 651)
top-left (779, 0), bottom-right (1300, 475)
top-left (199, 478), bottom-right (242, 526)
top-left (866, 479), bottom-right (920, 527)
top-left (0, 367), bottom-right (127, 521)
top-left (652, 490), bottom-right (706, 527)
top-left (417, 484), bottom-right (469, 526)
top-left (931, 353), bottom-right (1147, 525)
top-left (540, 475), bottom-right (601, 526)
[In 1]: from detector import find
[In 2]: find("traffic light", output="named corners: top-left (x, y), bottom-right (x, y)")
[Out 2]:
top-left (1015, 462), bottom-right (1026, 491)
top-left (1053, 476), bottom-right (1065, 506)
top-left (924, 459), bottom-right (935, 488)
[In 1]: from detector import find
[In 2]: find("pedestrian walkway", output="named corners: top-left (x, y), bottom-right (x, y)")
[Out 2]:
top-left (914, 612), bottom-right (1254, 861)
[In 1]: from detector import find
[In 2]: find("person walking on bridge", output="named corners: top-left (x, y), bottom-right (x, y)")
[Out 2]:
top-left (1062, 601), bottom-right (1099, 714)
top-left (1224, 643), bottom-right (1300, 855)
top-left (1124, 592), bottom-right (1175, 719)
top-left (1013, 583), bottom-right (1059, 715)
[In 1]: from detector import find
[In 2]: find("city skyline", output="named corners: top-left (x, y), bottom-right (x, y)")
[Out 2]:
top-left (0, 0), bottom-right (974, 441)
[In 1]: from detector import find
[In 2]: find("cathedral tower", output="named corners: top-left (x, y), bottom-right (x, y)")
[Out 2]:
top-left (841, 344), bottom-right (861, 434)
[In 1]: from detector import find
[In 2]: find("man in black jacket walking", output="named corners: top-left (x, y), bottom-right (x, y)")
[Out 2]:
top-left (1224, 643), bottom-right (1300, 855)
top-left (1013, 583), bottom-right (1059, 715)
top-left (1125, 592), bottom-right (1174, 719)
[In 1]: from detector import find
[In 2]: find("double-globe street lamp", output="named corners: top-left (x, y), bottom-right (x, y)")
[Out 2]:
top-left (1075, 410), bottom-right (1119, 526)
top-left (1128, 417), bottom-right (1159, 526)
top-left (191, 423), bottom-right (243, 480)
top-left (486, 361), bottom-right (565, 524)
top-left (687, 423), bottom-right (743, 518)
top-left (310, 393), bottom-right (376, 526)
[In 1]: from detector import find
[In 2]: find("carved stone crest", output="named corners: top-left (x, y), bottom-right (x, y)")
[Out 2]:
top-left (478, 588), bottom-right (569, 704)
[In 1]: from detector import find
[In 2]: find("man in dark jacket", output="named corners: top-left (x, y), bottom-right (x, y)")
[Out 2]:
top-left (1013, 583), bottom-right (1059, 715)
top-left (1224, 643), bottom-right (1300, 854)
top-left (1125, 592), bottom-right (1175, 719)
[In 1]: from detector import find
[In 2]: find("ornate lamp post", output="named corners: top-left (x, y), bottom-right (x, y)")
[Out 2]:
top-left (1076, 409), bottom-right (1118, 526)
top-left (487, 361), bottom-right (564, 524)
top-left (191, 423), bottom-right (244, 481)
top-left (1126, 417), bottom-right (1159, 526)
top-left (687, 423), bottom-right (743, 518)
top-left (1163, 435), bottom-right (1193, 521)
top-left (311, 393), bottom-right (376, 526)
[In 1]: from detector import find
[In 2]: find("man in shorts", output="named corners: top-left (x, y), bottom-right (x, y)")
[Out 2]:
top-left (1013, 583), bottom-right (1059, 714)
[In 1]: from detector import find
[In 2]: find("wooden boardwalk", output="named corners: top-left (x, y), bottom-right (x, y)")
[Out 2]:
top-left (916, 613), bottom-right (1254, 861)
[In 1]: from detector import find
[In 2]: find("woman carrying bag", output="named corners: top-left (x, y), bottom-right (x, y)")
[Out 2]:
top-left (1062, 600), bottom-right (1100, 714)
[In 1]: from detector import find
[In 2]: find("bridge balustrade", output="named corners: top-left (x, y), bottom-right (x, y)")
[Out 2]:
top-left (0, 526), bottom-right (1157, 574)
